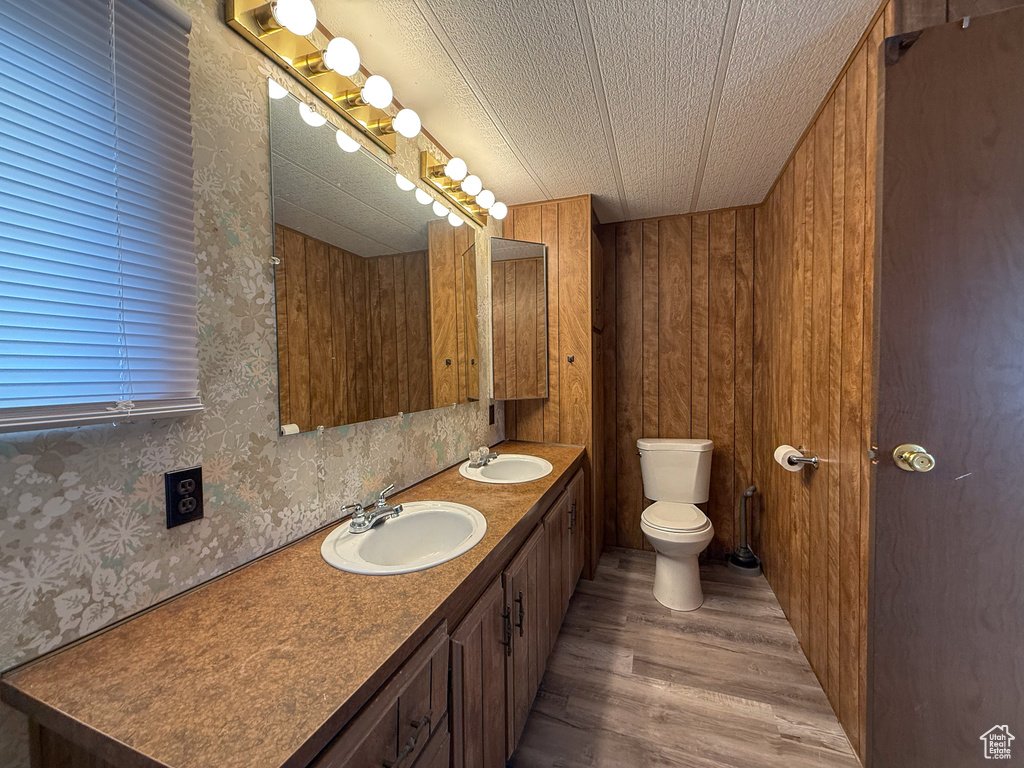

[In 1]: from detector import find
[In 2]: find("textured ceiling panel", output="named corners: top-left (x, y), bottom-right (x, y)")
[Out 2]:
top-left (423, 0), bottom-right (626, 221)
top-left (696, 0), bottom-right (878, 211)
top-left (586, 0), bottom-right (729, 220)
top-left (301, 0), bottom-right (880, 222)
top-left (270, 95), bottom-right (440, 257)
top-left (316, 0), bottom-right (549, 212)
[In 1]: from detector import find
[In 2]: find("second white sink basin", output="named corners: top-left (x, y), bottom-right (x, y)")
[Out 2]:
top-left (321, 501), bottom-right (486, 575)
top-left (459, 454), bottom-right (553, 484)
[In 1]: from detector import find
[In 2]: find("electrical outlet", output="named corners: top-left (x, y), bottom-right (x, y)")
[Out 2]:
top-left (489, 404), bottom-right (495, 425)
top-left (165, 466), bottom-right (203, 528)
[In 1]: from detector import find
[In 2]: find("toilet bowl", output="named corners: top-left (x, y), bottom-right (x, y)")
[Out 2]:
top-left (641, 501), bottom-right (715, 611)
top-left (637, 437), bottom-right (716, 611)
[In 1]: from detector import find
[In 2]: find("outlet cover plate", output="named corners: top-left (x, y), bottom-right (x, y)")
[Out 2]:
top-left (165, 466), bottom-right (203, 528)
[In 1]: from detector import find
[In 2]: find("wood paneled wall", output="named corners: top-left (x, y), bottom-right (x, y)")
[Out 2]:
top-left (751, 4), bottom-right (890, 758)
top-left (428, 220), bottom-right (479, 408)
top-left (597, 210), bottom-right (755, 559)
top-left (492, 256), bottom-right (547, 400)
top-left (274, 224), bottom-right (431, 431)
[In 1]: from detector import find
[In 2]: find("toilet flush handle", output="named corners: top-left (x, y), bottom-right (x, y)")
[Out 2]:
top-left (893, 443), bottom-right (936, 472)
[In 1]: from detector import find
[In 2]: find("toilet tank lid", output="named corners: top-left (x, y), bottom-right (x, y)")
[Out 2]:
top-left (637, 438), bottom-right (713, 452)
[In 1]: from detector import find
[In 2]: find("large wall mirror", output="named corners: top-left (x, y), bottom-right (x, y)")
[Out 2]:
top-left (270, 91), bottom-right (481, 433)
top-left (490, 237), bottom-right (548, 400)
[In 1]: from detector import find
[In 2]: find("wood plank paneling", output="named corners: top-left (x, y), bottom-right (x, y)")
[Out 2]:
top-left (614, 222), bottom-right (644, 551)
top-left (748, 6), bottom-right (887, 759)
top-left (708, 211), bottom-right (736, 558)
top-left (601, 208), bottom-right (754, 557)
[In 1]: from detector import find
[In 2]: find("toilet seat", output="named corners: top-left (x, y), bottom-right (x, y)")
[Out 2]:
top-left (641, 501), bottom-right (711, 533)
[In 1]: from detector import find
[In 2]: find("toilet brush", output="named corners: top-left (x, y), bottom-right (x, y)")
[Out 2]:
top-left (728, 485), bottom-right (761, 576)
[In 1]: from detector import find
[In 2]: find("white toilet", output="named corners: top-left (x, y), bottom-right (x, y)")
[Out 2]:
top-left (637, 438), bottom-right (715, 611)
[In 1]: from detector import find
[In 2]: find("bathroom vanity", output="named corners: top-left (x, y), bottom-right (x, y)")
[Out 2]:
top-left (0, 441), bottom-right (586, 768)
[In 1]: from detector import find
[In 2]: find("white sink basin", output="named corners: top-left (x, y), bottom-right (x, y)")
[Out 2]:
top-left (459, 454), bottom-right (553, 484)
top-left (321, 501), bottom-right (486, 575)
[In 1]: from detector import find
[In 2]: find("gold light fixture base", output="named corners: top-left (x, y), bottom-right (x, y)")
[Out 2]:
top-left (225, 0), bottom-right (397, 154)
top-left (420, 152), bottom-right (488, 227)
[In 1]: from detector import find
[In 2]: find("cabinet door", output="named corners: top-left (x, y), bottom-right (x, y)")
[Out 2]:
top-left (451, 579), bottom-right (506, 768)
top-left (568, 469), bottom-right (586, 589)
top-left (503, 526), bottom-right (547, 758)
top-left (542, 493), bottom-right (568, 658)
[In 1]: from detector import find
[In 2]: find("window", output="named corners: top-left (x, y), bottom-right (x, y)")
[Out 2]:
top-left (0, 0), bottom-right (200, 433)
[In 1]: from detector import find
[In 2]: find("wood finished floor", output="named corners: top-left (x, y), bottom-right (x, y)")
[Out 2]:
top-left (510, 548), bottom-right (860, 768)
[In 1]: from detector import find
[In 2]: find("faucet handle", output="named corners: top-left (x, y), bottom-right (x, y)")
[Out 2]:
top-left (342, 503), bottom-right (365, 523)
top-left (376, 483), bottom-right (396, 506)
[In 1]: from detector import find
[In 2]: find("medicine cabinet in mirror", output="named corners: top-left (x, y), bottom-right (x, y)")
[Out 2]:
top-left (490, 237), bottom-right (548, 400)
top-left (270, 91), bottom-right (481, 433)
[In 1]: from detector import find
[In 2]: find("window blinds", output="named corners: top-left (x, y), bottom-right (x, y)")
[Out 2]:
top-left (0, 0), bottom-right (201, 433)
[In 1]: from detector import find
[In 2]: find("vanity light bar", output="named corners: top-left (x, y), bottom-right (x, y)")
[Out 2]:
top-left (225, 0), bottom-right (419, 155)
top-left (420, 152), bottom-right (507, 227)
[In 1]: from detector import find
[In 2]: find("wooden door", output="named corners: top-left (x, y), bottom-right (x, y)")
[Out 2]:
top-left (451, 579), bottom-right (506, 768)
top-left (871, 9), bottom-right (1024, 767)
top-left (503, 527), bottom-right (546, 758)
top-left (542, 493), bottom-right (568, 657)
top-left (568, 470), bottom-right (586, 588)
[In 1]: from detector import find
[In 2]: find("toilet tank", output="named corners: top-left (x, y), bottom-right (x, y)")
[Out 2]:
top-left (637, 438), bottom-right (714, 503)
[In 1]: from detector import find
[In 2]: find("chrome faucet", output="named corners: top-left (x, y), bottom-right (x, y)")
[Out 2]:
top-left (344, 483), bottom-right (403, 534)
top-left (468, 448), bottom-right (499, 469)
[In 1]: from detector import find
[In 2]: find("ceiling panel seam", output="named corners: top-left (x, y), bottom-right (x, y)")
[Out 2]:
top-left (656, 0), bottom-right (669, 217)
top-left (689, 0), bottom-right (744, 212)
top-left (414, 0), bottom-right (551, 200)
top-left (572, 0), bottom-right (630, 221)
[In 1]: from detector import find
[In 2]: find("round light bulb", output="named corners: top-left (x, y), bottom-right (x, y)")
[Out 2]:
top-left (323, 37), bottom-right (360, 76)
top-left (444, 157), bottom-right (468, 181)
top-left (432, 201), bottom-right (448, 217)
top-left (299, 102), bottom-right (327, 127)
top-left (395, 174), bottom-right (415, 192)
top-left (415, 188), bottom-right (432, 205)
top-left (268, 79), bottom-right (288, 100)
top-left (336, 130), bottom-right (360, 153)
top-left (490, 202), bottom-right (508, 220)
top-left (476, 189), bottom-right (495, 209)
top-left (461, 174), bottom-right (482, 196)
top-left (361, 75), bottom-right (393, 109)
top-left (272, 0), bottom-right (317, 36)
top-left (392, 109), bottom-right (421, 139)
top-left (448, 212), bottom-right (464, 227)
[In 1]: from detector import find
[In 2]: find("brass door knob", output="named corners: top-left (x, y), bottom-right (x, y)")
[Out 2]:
top-left (893, 444), bottom-right (936, 472)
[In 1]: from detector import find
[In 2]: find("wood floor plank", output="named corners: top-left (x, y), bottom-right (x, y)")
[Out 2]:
top-left (511, 550), bottom-right (858, 768)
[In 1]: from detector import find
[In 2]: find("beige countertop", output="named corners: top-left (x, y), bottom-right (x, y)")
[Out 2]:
top-left (1, 441), bottom-right (585, 768)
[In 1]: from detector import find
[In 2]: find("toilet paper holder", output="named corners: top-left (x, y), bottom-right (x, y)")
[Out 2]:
top-left (775, 444), bottom-right (819, 471)
top-left (788, 453), bottom-right (819, 469)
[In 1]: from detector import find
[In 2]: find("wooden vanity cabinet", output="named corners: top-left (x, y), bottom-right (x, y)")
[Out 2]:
top-left (450, 579), bottom-right (507, 768)
top-left (309, 625), bottom-right (449, 768)
top-left (567, 469), bottom-right (586, 593)
top-left (503, 526), bottom-right (548, 758)
top-left (451, 469), bottom-right (588, 766)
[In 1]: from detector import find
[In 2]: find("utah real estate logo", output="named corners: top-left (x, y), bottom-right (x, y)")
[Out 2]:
top-left (980, 725), bottom-right (1015, 759)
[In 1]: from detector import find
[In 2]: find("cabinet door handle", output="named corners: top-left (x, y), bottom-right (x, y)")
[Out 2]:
top-left (514, 591), bottom-right (525, 637)
top-left (382, 712), bottom-right (431, 768)
top-left (501, 606), bottom-right (512, 656)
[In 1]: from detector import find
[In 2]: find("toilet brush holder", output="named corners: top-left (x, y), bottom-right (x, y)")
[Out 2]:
top-left (728, 485), bottom-right (762, 577)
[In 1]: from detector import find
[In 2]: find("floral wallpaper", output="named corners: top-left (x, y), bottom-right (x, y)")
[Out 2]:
top-left (0, 1), bottom-right (502, 765)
